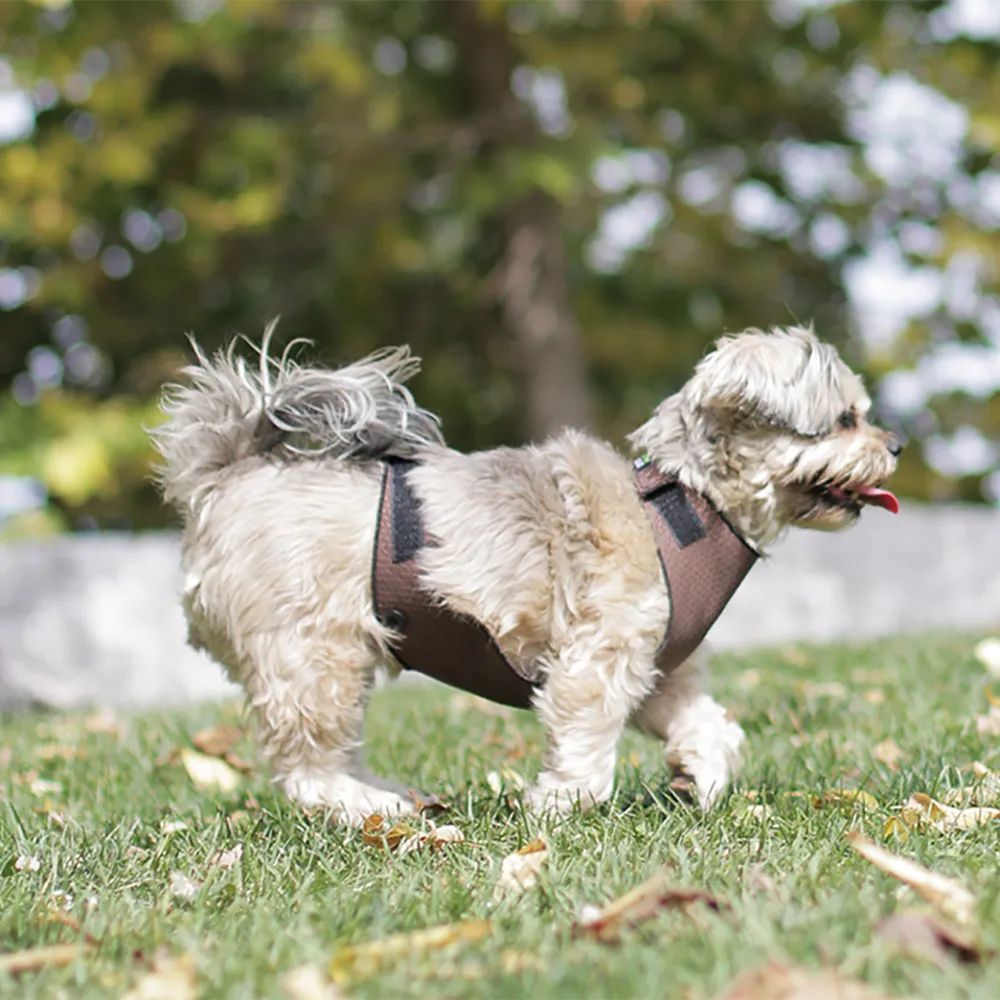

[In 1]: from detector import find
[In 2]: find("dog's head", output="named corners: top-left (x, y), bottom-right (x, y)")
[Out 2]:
top-left (630, 326), bottom-right (901, 547)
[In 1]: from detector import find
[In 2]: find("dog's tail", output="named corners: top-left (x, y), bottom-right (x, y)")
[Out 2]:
top-left (151, 321), bottom-right (444, 514)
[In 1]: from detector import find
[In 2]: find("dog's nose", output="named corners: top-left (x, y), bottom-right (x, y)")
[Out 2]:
top-left (886, 433), bottom-right (904, 457)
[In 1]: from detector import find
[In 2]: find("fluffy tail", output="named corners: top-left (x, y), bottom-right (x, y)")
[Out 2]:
top-left (152, 322), bottom-right (444, 514)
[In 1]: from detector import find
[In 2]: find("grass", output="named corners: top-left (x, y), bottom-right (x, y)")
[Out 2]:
top-left (3, 632), bottom-right (1000, 999)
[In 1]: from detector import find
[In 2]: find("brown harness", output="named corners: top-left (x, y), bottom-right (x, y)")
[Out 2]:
top-left (371, 457), bottom-right (758, 709)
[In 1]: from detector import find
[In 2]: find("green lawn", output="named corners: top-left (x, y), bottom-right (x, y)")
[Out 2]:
top-left (3, 633), bottom-right (1000, 999)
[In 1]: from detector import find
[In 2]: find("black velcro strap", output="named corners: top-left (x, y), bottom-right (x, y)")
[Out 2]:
top-left (650, 482), bottom-right (706, 549)
top-left (390, 460), bottom-right (424, 564)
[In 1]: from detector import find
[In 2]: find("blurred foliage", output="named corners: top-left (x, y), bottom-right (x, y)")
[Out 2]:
top-left (1, 0), bottom-right (999, 534)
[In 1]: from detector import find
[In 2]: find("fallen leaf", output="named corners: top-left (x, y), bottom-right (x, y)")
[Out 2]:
top-left (29, 778), bottom-right (62, 797)
top-left (963, 761), bottom-right (1000, 804)
top-left (84, 708), bottom-right (123, 736)
top-left (280, 963), bottom-right (343, 1000)
top-left (361, 815), bottom-right (464, 855)
top-left (14, 855), bottom-right (41, 872)
top-left (974, 704), bottom-right (1000, 737)
top-left (123, 951), bottom-right (198, 1000)
top-left (716, 961), bottom-right (887, 999)
top-left (799, 681), bottom-right (847, 700)
top-left (223, 753), bottom-right (256, 774)
top-left (168, 872), bottom-right (202, 900)
top-left (37, 742), bottom-right (86, 762)
top-left (877, 910), bottom-right (981, 966)
top-left (974, 637), bottom-right (1000, 678)
top-left (847, 832), bottom-right (977, 926)
top-left (329, 920), bottom-right (491, 985)
top-left (191, 723), bottom-right (243, 758)
top-left (813, 789), bottom-right (879, 812)
top-left (873, 739), bottom-right (904, 769)
top-left (744, 864), bottom-right (777, 895)
top-left (485, 768), bottom-right (526, 794)
top-left (179, 748), bottom-right (241, 794)
top-left (362, 813), bottom-right (418, 851)
top-left (493, 838), bottom-right (548, 901)
top-left (894, 792), bottom-right (1000, 834)
top-left (410, 791), bottom-right (449, 814)
top-left (573, 868), bottom-right (724, 943)
top-left (208, 844), bottom-right (243, 870)
top-left (0, 942), bottom-right (90, 976)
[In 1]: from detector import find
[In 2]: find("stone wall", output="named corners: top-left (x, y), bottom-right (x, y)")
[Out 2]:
top-left (1, 505), bottom-right (998, 710)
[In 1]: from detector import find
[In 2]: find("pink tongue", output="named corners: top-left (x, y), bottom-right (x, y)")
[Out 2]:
top-left (855, 485), bottom-right (899, 514)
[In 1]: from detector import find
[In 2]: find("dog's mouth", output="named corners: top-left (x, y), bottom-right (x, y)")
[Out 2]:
top-left (810, 482), bottom-right (900, 515)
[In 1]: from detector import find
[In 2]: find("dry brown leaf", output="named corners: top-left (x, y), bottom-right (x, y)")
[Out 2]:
top-left (799, 681), bottom-right (847, 700)
top-left (191, 723), bottom-right (243, 758)
top-left (362, 815), bottom-right (464, 855)
top-left (123, 951), bottom-right (198, 1000)
top-left (895, 792), bottom-right (1000, 834)
top-left (168, 872), bottom-right (202, 900)
top-left (573, 868), bottom-right (724, 943)
top-left (847, 832), bottom-right (977, 926)
top-left (716, 961), bottom-right (887, 999)
top-left (84, 708), bottom-right (123, 736)
top-left (0, 942), bottom-right (90, 975)
top-left (329, 919), bottom-right (491, 985)
top-left (813, 789), bottom-right (879, 812)
top-left (209, 844), bottom-right (243, 870)
top-left (362, 813), bottom-right (418, 851)
top-left (877, 910), bottom-right (981, 966)
top-left (410, 791), bottom-right (449, 814)
top-left (975, 704), bottom-right (1000, 736)
top-left (493, 838), bottom-right (548, 901)
top-left (179, 748), bottom-right (241, 794)
top-left (873, 739), bottom-right (904, 769)
top-left (961, 761), bottom-right (1000, 804)
top-left (280, 962), bottom-right (343, 1000)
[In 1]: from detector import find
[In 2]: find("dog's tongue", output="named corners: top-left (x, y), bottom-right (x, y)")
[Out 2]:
top-left (855, 485), bottom-right (899, 514)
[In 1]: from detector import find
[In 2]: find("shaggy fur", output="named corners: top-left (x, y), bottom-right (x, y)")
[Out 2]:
top-left (152, 323), bottom-right (900, 824)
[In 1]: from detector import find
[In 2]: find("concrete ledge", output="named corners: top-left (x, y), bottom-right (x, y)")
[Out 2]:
top-left (1, 504), bottom-right (998, 710)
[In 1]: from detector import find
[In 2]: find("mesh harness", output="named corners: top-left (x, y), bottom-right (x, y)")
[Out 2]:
top-left (371, 457), bottom-right (758, 709)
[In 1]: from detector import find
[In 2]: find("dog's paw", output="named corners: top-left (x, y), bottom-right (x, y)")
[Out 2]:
top-left (283, 770), bottom-right (416, 827)
top-left (523, 772), bottom-right (613, 816)
top-left (665, 694), bottom-right (745, 811)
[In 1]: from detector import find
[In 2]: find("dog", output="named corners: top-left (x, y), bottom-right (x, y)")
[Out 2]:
top-left (152, 323), bottom-right (901, 824)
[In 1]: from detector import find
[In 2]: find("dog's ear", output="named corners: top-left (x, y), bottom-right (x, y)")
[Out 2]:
top-left (687, 326), bottom-right (834, 436)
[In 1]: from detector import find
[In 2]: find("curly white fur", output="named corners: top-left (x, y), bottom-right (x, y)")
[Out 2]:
top-left (153, 323), bottom-right (899, 823)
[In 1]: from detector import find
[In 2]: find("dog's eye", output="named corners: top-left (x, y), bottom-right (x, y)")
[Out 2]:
top-left (837, 410), bottom-right (857, 430)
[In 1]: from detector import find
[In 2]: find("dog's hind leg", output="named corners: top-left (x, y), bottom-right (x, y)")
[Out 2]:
top-left (243, 625), bottom-right (415, 826)
top-left (630, 654), bottom-right (745, 810)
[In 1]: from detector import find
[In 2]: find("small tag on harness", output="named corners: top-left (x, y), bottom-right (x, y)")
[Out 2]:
top-left (650, 482), bottom-right (706, 549)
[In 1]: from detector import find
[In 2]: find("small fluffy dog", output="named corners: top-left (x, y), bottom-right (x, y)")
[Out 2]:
top-left (153, 324), bottom-right (900, 824)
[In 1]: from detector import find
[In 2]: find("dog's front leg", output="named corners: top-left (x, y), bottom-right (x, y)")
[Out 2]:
top-left (630, 655), bottom-right (745, 810)
top-left (525, 643), bottom-right (654, 816)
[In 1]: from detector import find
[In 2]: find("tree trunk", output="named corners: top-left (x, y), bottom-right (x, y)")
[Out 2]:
top-left (443, 0), bottom-right (592, 439)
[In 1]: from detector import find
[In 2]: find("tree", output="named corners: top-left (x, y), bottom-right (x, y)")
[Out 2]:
top-left (0, 0), bottom-right (998, 533)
